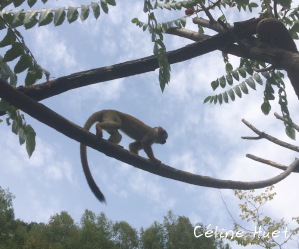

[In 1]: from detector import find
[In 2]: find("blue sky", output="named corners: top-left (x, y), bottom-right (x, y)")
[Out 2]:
top-left (1, 1), bottom-right (299, 248)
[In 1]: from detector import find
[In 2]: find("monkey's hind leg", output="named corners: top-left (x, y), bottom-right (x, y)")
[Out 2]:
top-left (107, 130), bottom-right (122, 145)
top-left (95, 123), bottom-right (104, 138)
top-left (129, 141), bottom-right (142, 155)
top-left (96, 121), bottom-right (121, 142)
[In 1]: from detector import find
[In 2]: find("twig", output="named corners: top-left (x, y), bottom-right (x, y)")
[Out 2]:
top-left (193, 17), bottom-right (225, 33)
top-left (274, 112), bottom-right (299, 132)
top-left (246, 154), bottom-right (299, 173)
top-left (199, 2), bottom-right (217, 24)
top-left (218, 19), bottom-right (246, 46)
top-left (242, 119), bottom-right (299, 153)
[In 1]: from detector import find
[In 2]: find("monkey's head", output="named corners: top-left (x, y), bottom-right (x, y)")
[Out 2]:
top-left (154, 127), bottom-right (168, 144)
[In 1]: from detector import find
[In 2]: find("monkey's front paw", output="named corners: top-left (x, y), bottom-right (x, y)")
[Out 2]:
top-left (96, 131), bottom-right (103, 138)
top-left (150, 158), bottom-right (162, 164)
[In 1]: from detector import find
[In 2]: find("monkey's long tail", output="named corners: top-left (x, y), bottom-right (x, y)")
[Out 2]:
top-left (80, 143), bottom-right (106, 204)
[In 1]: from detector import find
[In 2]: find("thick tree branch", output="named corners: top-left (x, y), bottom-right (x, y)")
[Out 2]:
top-left (0, 79), bottom-right (298, 191)
top-left (5, 17), bottom-right (297, 105)
top-left (14, 18), bottom-right (263, 102)
top-left (0, 17), bottom-right (294, 111)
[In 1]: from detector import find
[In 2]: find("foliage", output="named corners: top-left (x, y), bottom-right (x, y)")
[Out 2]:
top-left (131, 0), bottom-right (299, 139)
top-left (132, 0), bottom-right (188, 91)
top-left (140, 210), bottom-right (231, 249)
top-left (204, 60), bottom-right (296, 139)
top-left (0, 187), bottom-right (231, 249)
top-left (201, 2), bottom-right (299, 139)
top-left (226, 186), bottom-right (299, 248)
top-left (0, 100), bottom-right (36, 156)
top-left (0, 1), bottom-right (117, 157)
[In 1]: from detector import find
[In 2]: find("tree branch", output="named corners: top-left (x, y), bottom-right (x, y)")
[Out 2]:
top-left (193, 17), bottom-right (225, 32)
top-left (242, 119), bottom-right (299, 152)
top-left (274, 112), bottom-right (299, 132)
top-left (4, 17), bottom-right (298, 107)
top-left (246, 154), bottom-right (299, 173)
top-left (13, 18), bottom-right (263, 103)
top-left (1, 79), bottom-right (298, 191)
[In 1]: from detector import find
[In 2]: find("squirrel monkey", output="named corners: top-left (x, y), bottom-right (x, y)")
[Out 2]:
top-left (80, 110), bottom-right (168, 203)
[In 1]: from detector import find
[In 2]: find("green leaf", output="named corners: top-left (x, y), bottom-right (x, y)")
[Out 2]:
top-left (244, 64), bottom-right (253, 75)
top-left (261, 71), bottom-right (270, 79)
top-left (234, 85), bottom-right (242, 98)
top-left (25, 66), bottom-right (43, 86)
top-left (226, 73), bottom-right (233, 85)
top-left (101, 0), bottom-right (109, 14)
top-left (27, 0), bottom-right (37, 7)
top-left (67, 6), bottom-right (79, 23)
top-left (232, 70), bottom-right (239, 81)
top-left (223, 91), bottom-right (229, 103)
top-left (275, 0), bottom-right (291, 8)
top-left (25, 125), bottom-right (36, 158)
top-left (106, 0), bottom-right (116, 6)
top-left (131, 18), bottom-right (138, 24)
top-left (18, 127), bottom-right (26, 145)
top-left (39, 9), bottom-right (53, 26)
top-left (253, 73), bottom-right (263, 85)
top-left (219, 76), bottom-right (226, 88)
top-left (240, 82), bottom-right (249, 94)
top-left (3, 43), bottom-right (24, 62)
top-left (0, 29), bottom-right (16, 47)
top-left (80, 5), bottom-right (90, 21)
top-left (245, 78), bottom-right (256, 90)
top-left (180, 17), bottom-right (186, 27)
top-left (203, 96), bottom-right (211, 103)
top-left (238, 67), bottom-right (247, 78)
top-left (286, 126), bottom-right (296, 140)
top-left (228, 89), bottom-right (235, 101)
top-left (225, 63), bottom-right (233, 73)
top-left (91, 2), bottom-right (100, 19)
top-left (249, 2), bottom-right (258, 8)
top-left (218, 94), bottom-right (223, 105)
top-left (267, 77), bottom-right (277, 85)
top-left (14, 54), bottom-right (33, 74)
top-left (164, 3), bottom-right (171, 10)
top-left (211, 80), bottom-right (219, 90)
top-left (13, 0), bottom-right (25, 7)
top-left (261, 101), bottom-right (271, 115)
top-left (12, 119), bottom-right (19, 135)
top-left (54, 8), bottom-right (66, 26)
top-left (24, 10), bottom-right (38, 29)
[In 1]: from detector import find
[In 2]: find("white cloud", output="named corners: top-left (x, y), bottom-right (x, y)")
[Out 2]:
top-left (0, 130), bottom-right (75, 185)
top-left (30, 27), bottom-right (78, 74)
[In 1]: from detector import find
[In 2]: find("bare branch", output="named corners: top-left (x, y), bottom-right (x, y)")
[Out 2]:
top-left (246, 154), bottom-right (299, 173)
top-left (193, 17), bottom-right (225, 32)
top-left (199, 2), bottom-right (217, 24)
top-left (274, 112), bottom-right (299, 132)
top-left (242, 119), bottom-right (299, 152)
top-left (166, 28), bottom-right (209, 42)
top-left (1, 79), bottom-right (298, 192)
